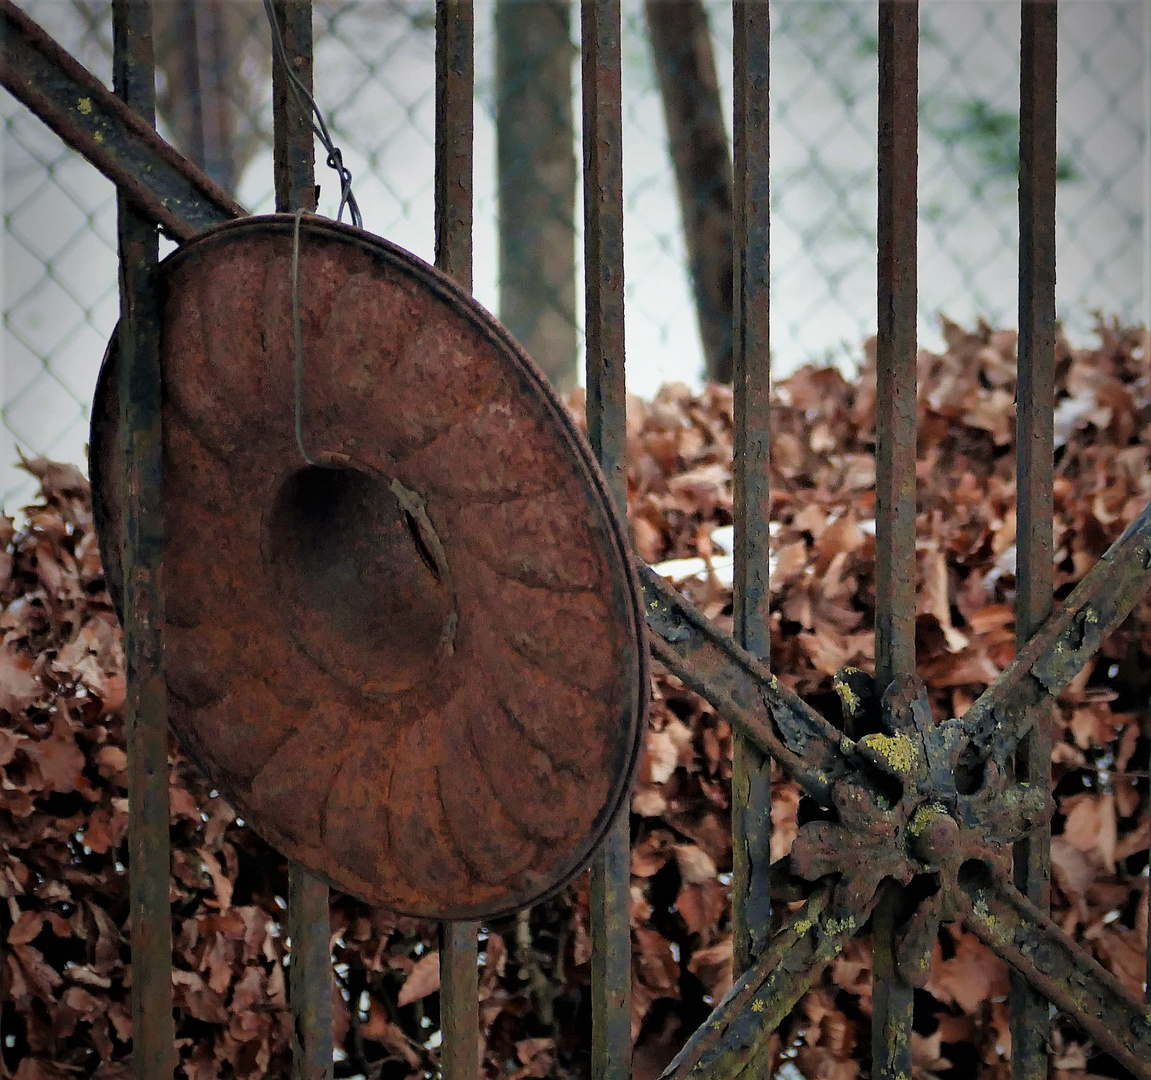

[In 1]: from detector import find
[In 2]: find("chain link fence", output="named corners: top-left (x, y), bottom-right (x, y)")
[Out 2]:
top-left (3, 0), bottom-right (1149, 508)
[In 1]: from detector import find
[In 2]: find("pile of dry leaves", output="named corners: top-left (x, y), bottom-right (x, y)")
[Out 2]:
top-left (2, 318), bottom-right (1149, 1080)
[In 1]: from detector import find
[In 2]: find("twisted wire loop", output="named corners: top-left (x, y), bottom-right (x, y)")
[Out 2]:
top-left (262, 0), bottom-right (362, 228)
top-left (262, 0), bottom-right (365, 467)
top-left (290, 207), bottom-right (316, 466)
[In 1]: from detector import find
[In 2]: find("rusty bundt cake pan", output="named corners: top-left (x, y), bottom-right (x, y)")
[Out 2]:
top-left (91, 214), bottom-right (648, 920)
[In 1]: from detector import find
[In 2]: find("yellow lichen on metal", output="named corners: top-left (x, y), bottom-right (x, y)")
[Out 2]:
top-left (861, 732), bottom-right (918, 774)
top-left (907, 801), bottom-right (948, 837)
top-left (824, 915), bottom-right (857, 936)
top-left (835, 678), bottom-right (859, 714)
top-left (971, 896), bottom-right (997, 933)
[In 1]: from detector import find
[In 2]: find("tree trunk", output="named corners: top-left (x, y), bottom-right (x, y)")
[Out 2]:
top-left (496, 0), bottom-right (579, 392)
top-left (154, 0), bottom-right (270, 195)
top-left (646, 0), bottom-right (735, 383)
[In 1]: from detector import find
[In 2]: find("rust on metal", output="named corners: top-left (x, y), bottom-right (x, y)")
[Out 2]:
top-left (111, 2), bottom-right (176, 1076)
top-left (288, 866), bottom-right (333, 1080)
top-left (432, 3), bottom-right (481, 1076)
top-left (961, 868), bottom-right (1151, 1080)
top-left (582, 0), bottom-right (627, 515)
top-left (0, 0), bottom-right (242, 240)
top-left (271, 0), bottom-right (318, 218)
top-left (647, 552), bottom-right (1151, 1066)
top-left (582, 4), bottom-right (633, 1079)
top-left (90, 215), bottom-right (647, 920)
top-left (434, 0), bottom-right (474, 293)
top-left (267, 6), bottom-right (333, 1077)
top-left (792, 675), bottom-right (1048, 986)
top-left (661, 883), bottom-right (861, 1080)
top-left (643, 567), bottom-right (850, 806)
top-left (10, 0), bottom-right (1150, 1067)
top-left (872, 4), bottom-right (919, 1075)
top-left (1012, 3), bottom-right (1059, 1073)
top-left (731, 0), bottom-right (773, 974)
top-left (874, 0), bottom-right (919, 690)
top-left (961, 498), bottom-right (1151, 767)
top-left (440, 923), bottom-right (480, 1080)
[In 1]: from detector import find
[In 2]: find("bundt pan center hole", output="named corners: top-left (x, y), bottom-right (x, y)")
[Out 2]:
top-left (264, 463), bottom-right (455, 697)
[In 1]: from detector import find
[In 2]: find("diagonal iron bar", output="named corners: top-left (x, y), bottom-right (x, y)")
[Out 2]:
top-left (960, 868), bottom-right (1151, 1080)
top-left (643, 568), bottom-right (850, 806)
top-left (661, 882), bottom-right (869, 1080)
top-left (961, 499), bottom-right (1151, 768)
top-left (0, 0), bottom-right (242, 240)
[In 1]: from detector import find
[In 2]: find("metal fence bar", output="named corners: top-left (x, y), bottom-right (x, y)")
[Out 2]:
top-left (288, 870), bottom-right (334, 1080)
top-left (872, 3), bottom-right (919, 1077)
top-left (111, 2), bottom-right (176, 1076)
top-left (0, 0), bottom-right (242, 241)
top-left (269, 4), bottom-right (334, 1078)
top-left (730, 0), bottom-right (772, 975)
top-left (663, 881), bottom-right (860, 1080)
top-left (582, 3), bottom-right (631, 1078)
top-left (272, 0), bottom-right (318, 217)
top-left (439, 925), bottom-right (479, 1080)
top-left (435, 0), bottom-right (474, 290)
top-left (962, 872), bottom-right (1151, 1080)
top-left (960, 497), bottom-right (1151, 759)
top-left (643, 566), bottom-right (849, 805)
top-left (433, 3), bottom-right (480, 1077)
top-left (1011, 3), bottom-right (1058, 1074)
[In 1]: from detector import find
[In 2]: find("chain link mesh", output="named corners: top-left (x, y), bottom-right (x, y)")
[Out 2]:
top-left (3, 0), bottom-right (1148, 507)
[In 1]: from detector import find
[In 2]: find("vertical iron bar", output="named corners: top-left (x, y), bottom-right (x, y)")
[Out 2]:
top-left (873, 4), bottom-right (918, 1079)
top-left (434, 4), bottom-right (480, 1078)
top-left (439, 924), bottom-right (479, 1080)
top-left (582, 3), bottom-right (631, 1079)
top-left (730, 0), bottom-right (772, 974)
top-left (112, 3), bottom-right (176, 1077)
top-left (583, 0), bottom-right (627, 508)
top-left (272, 0), bottom-right (318, 217)
top-left (1012, 2), bottom-right (1058, 1074)
top-left (271, 4), bottom-right (331, 1079)
top-left (435, 0), bottom-right (474, 292)
top-left (287, 871), bottom-right (333, 1080)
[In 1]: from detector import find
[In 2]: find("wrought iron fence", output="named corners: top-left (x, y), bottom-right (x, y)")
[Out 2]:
top-left (2, 2), bottom-right (1151, 1080)
top-left (3, 1), bottom-right (1149, 506)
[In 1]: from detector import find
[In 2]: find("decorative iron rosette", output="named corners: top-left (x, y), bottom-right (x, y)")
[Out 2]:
top-left (91, 214), bottom-right (648, 920)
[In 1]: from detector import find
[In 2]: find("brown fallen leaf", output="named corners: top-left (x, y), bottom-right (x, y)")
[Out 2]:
top-left (397, 950), bottom-right (440, 1006)
top-left (0, 644), bottom-right (41, 714)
